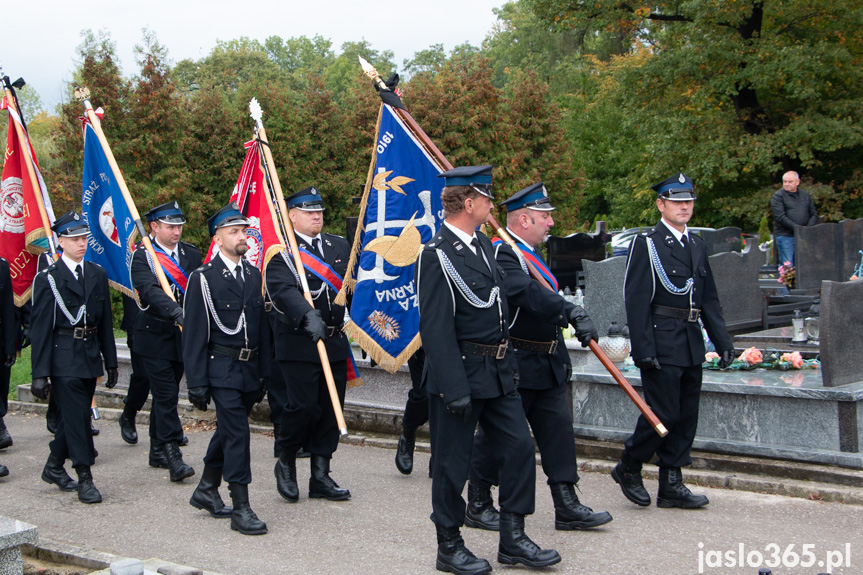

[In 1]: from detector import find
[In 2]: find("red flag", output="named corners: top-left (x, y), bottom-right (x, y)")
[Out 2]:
top-left (1, 102), bottom-right (56, 305)
top-left (205, 140), bottom-right (284, 274)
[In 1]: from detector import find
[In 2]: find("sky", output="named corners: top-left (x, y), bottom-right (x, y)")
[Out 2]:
top-left (1, 0), bottom-right (506, 111)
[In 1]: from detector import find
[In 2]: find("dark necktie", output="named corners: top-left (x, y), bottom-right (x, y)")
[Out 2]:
top-left (471, 238), bottom-right (489, 271)
top-left (75, 264), bottom-right (84, 290)
top-left (235, 266), bottom-right (245, 290)
top-left (312, 238), bottom-right (324, 258)
top-left (170, 251), bottom-right (177, 262)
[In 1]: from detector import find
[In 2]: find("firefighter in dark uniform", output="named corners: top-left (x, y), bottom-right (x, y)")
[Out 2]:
top-left (394, 348), bottom-right (428, 475)
top-left (466, 182), bottom-right (612, 533)
top-left (185, 203), bottom-right (269, 535)
top-left (0, 256), bottom-right (18, 476)
top-left (612, 173), bottom-right (734, 509)
top-left (130, 201), bottom-right (199, 481)
top-left (117, 294), bottom-right (150, 445)
top-left (30, 211), bottom-right (118, 504)
top-left (417, 166), bottom-right (560, 575)
top-left (267, 186), bottom-right (352, 503)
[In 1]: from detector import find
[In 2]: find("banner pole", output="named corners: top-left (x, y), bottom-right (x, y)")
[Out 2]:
top-left (249, 99), bottom-right (348, 436)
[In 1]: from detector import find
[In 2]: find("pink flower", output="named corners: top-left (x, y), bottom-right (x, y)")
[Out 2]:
top-left (790, 351), bottom-right (804, 369)
top-left (705, 352), bottom-right (719, 361)
top-left (737, 347), bottom-right (762, 365)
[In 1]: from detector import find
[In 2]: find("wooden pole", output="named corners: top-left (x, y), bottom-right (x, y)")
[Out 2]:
top-left (250, 101), bottom-right (348, 436)
top-left (2, 81), bottom-right (57, 257)
top-left (74, 88), bottom-right (177, 308)
top-left (359, 58), bottom-right (667, 437)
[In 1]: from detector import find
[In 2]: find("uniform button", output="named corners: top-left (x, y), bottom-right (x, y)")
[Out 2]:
top-left (439, 393), bottom-right (444, 398)
top-left (209, 355), bottom-right (214, 359)
top-left (461, 356), bottom-right (466, 360)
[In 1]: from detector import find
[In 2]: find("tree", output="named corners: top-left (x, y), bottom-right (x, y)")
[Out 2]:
top-left (525, 0), bottom-right (863, 229)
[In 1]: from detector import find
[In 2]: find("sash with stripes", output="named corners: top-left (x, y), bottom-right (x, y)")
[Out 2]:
top-left (151, 244), bottom-right (189, 293)
top-left (491, 236), bottom-right (559, 292)
top-left (297, 247), bottom-right (343, 292)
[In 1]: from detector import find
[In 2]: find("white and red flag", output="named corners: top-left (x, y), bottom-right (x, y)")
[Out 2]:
top-left (0, 97), bottom-right (56, 304)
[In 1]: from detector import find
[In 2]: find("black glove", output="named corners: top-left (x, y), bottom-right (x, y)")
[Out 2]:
top-left (446, 395), bottom-right (472, 423)
top-left (375, 73), bottom-right (406, 110)
top-left (188, 386), bottom-right (211, 412)
top-left (169, 306), bottom-right (184, 327)
top-left (31, 377), bottom-right (51, 400)
top-left (20, 327), bottom-right (30, 349)
top-left (256, 377), bottom-right (268, 404)
top-left (718, 349), bottom-right (735, 369)
top-left (105, 367), bottom-right (118, 389)
top-left (569, 306), bottom-right (598, 348)
top-left (301, 309), bottom-right (328, 343)
top-left (4, 354), bottom-right (15, 368)
top-left (635, 357), bottom-right (661, 371)
top-left (565, 363), bottom-right (573, 383)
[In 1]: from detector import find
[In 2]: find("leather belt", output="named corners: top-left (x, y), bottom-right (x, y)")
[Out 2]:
top-left (56, 326), bottom-right (98, 339)
top-left (326, 326), bottom-right (340, 338)
top-left (275, 313), bottom-right (340, 337)
top-left (511, 336), bottom-right (558, 354)
top-left (208, 343), bottom-right (259, 361)
top-left (459, 340), bottom-right (508, 360)
top-left (652, 304), bottom-right (701, 322)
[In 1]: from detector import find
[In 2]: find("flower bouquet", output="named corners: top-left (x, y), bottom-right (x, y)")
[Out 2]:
top-left (703, 347), bottom-right (820, 371)
top-left (778, 262), bottom-right (795, 288)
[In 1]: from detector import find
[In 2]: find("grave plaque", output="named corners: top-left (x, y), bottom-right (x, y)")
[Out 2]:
top-left (582, 256), bottom-right (627, 337)
top-left (820, 279), bottom-right (863, 387)
top-left (709, 242), bottom-right (763, 328)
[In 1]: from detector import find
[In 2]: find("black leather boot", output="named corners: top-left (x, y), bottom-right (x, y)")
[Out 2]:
top-left (309, 455), bottom-right (350, 501)
top-left (297, 446), bottom-right (311, 458)
top-left (435, 525), bottom-right (491, 575)
top-left (0, 463), bottom-right (7, 477)
top-left (550, 482), bottom-right (613, 530)
top-left (497, 512), bottom-right (561, 568)
top-left (149, 440), bottom-right (168, 468)
top-left (41, 454), bottom-right (78, 491)
top-left (611, 457), bottom-right (651, 507)
top-left (395, 426), bottom-right (416, 475)
top-left (118, 409), bottom-right (138, 445)
top-left (464, 482), bottom-right (499, 531)
top-left (657, 467), bottom-right (709, 509)
top-left (74, 465), bottom-right (102, 504)
top-left (274, 450), bottom-right (299, 502)
top-left (190, 465), bottom-right (232, 518)
top-left (228, 483), bottom-right (267, 535)
top-left (90, 423), bottom-right (100, 436)
top-left (179, 435), bottom-right (189, 447)
top-left (163, 441), bottom-right (195, 482)
top-left (0, 416), bottom-right (12, 450)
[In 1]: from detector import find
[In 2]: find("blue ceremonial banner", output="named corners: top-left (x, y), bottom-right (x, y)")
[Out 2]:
top-left (337, 104), bottom-right (445, 372)
top-left (81, 121), bottom-right (137, 296)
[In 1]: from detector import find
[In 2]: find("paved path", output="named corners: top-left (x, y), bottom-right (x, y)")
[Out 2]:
top-left (0, 411), bottom-right (858, 575)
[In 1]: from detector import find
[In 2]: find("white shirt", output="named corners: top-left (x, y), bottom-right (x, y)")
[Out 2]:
top-left (443, 221), bottom-right (480, 255)
top-left (155, 239), bottom-right (179, 261)
top-left (61, 253), bottom-right (84, 279)
top-left (296, 231), bottom-right (324, 256)
top-left (218, 251), bottom-right (243, 282)
top-left (661, 218), bottom-right (690, 248)
top-left (506, 229), bottom-right (536, 253)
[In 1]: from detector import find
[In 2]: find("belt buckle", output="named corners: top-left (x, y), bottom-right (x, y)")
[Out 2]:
top-left (549, 340), bottom-right (558, 354)
top-left (687, 308), bottom-right (700, 322)
top-left (264, 302), bottom-right (273, 312)
top-left (495, 343), bottom-right (507, 360)
top-left (73, 327), bottom-right (85, 339)
top-left (238, 348), bottom-right (252, 361)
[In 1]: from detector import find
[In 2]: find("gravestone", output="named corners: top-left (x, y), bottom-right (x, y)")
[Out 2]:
top-left (709, 241), bottom-right (763, 329)
top-left (547, 222), bottom-right (611, 291)
top-left (696, 226), bottom-right (742, 256)
top-left (582, 256), bottom-right (627, 337)
top-left (0, 517), bottom-right (37, 575)
top-left (820, 279), bottom-right (863, 388)
top-left (796, 219), bottom-right (863, 289)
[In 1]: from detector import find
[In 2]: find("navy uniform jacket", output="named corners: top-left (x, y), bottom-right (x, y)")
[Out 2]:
top-left (182, 256), bottom-right (270, 392)
top-left (625, 220), bottom-right (733, 367)
top-left (494, 240), bottom-right (572, 390)
top-left (0, 259), bottom-right (16, 358)
top-left (416, 226), bottom-right (517, 402)
top-left (130, 240), bottom-right (202, 360)
top-left (30, 260), bottom-right (118, 379)
top-left (264, 233), bottom-right (351, 363)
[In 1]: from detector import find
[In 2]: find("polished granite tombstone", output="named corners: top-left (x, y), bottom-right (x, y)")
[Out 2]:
top-left (820, 279), bottom-right (863, 388)
top-left (796, 218), bottom-right (863, 289)
top-left (565, 339), bottom-right (863, 468)
top-left (696, 226), bottom-right (742, 256)
top-left (710, 242), bottom-right (762, 329)
top-left (582, 256), bottom-right (627, 337)
top-left (0, 517), bottom-right (37, 575)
